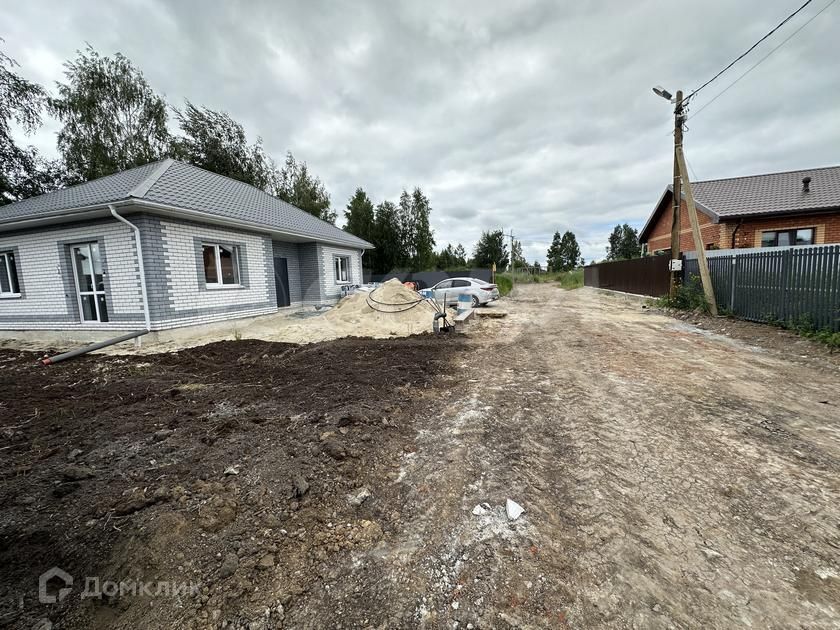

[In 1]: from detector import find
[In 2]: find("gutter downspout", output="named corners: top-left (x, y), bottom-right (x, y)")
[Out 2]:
top-left (109, 205), bottom-right (151, 333)
top-left (731, 218), bottom-right (744, 249)
top-left (38, 206), bottom-right (152, 365)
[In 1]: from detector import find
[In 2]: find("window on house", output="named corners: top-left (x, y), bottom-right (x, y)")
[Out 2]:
top-left (202, 244), bottom-right (240, 287)
top-left (761, 228), bottom-right (814, 248)
top-left (0, 251), bottom-right (21, 297)
top-left (334, 256), bottom-right (350, 283)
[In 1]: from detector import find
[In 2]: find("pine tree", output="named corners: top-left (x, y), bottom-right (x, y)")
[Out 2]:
top-left (606, 224), bottom-right (641, 260)
top-left (371, 200), bottom-right (401, 273)
top-left (454, 243), bottom-right (467, 266)
top-left (344, 188), bottom-right (375, 244)
top-left (472, 230), bottom-right (509, 270)
top-left (411, 187), bottom-right (436, 271)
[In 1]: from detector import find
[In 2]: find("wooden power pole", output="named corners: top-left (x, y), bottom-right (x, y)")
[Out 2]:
top-left (669, 90), bottom-right (683, 298)
top-left (675, 147), bottom-right (718, 315)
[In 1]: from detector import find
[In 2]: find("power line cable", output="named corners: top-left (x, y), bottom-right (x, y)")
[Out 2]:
top-left (685, 0), bottom-right (837, 122)
top-left (684, 0), bottom-right (817, 104)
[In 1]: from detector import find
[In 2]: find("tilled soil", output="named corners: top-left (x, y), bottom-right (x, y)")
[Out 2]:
top-left (0, 336), bottom-right (460, 629)
top-left (3, 285), bottom-right (840, 629)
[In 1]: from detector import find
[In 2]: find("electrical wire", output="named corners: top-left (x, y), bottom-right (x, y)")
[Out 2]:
top-left (685, 0), bottom-right (837, 122)
top-left (684, 0), bottom-right (817, 104)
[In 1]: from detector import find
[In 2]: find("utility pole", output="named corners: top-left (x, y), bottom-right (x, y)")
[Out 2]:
top-left (670, 90), bottom-right (684, 298)
top-left (507, 231), bottom-right (515, 289)
top-left (654, 84), bottom-right (717, 314)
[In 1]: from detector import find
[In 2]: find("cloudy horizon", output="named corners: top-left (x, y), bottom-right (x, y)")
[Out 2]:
top-left (3, 0), bottom-right (838, 264)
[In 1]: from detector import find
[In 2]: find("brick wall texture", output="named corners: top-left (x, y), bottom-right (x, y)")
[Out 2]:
top-left (0, 210), bottom-right (365, 332)
top-left (644, 198), bottom-right (840, 253)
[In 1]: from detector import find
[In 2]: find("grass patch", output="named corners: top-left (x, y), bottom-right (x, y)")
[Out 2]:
top-left (655, 275), bottom-right (710, 312)
top-left (769, 315), bottom-right (840, 348)
top-left (658, 277), bottom-right (840, 349)
top-left (496, 275), bottom-right (513, 296)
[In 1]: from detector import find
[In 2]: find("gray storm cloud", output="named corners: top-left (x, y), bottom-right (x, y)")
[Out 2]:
top-left (3, 0), bottom-right (838, 263)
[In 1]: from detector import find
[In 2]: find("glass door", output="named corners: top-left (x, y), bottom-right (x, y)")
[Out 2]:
top-left (71, 243), bottom-right (109, 322)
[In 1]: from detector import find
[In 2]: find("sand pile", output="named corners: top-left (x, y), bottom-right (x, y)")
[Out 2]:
top-left (323, 278), bottom-right (439, 336)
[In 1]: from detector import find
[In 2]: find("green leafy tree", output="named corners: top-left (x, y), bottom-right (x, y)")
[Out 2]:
top-left (343, 187), bottom-right (375, 244)
top-left (371, 200), bottom-right (401, 273)
top-left (546, 230), bottom-right (582, 271)
top-left (170, 100), bottom-right (274, 189)
top-left (1, 47), bottom-right (64, 203)
top-left (48, 46), bottom-right (170, 182)
top-left (472, 229), bottom-right (509, 270)
top-left (274, 152), bottom-right (335, 224)
top-left (606, 224), bottom-right (641, 261)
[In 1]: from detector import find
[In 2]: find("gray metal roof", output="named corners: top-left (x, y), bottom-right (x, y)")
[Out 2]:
top-left (641, 165), bottom-right (840, 241)
top-left (690, 165), bottom-right (840, 218)
top-left (0, 158), bottom-right (373, 249)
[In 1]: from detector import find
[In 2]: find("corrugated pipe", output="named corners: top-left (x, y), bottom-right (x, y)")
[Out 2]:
top-left (39, 205), bottom-right (152, 366)
top-left (39, 330), bottom-right (148, 365)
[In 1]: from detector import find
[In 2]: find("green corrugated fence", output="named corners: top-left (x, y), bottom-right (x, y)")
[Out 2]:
top-left (684, 245), bottom-right (840, 332)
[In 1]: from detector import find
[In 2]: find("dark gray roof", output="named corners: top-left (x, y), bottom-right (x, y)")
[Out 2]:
top-left (641, 165), bottom-right (840, 241)
top-left (689, 165), bottom-right (840, 218)
top-left (0, 159), bottom-right (372, 248)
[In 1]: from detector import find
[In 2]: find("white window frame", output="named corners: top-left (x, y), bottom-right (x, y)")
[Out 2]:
top-left (334, 255), bottom-right (351, 284)
top-left (0, 251), bottom-right (21, 298)
top-left (203, 243), bottom-right (242, 289)
top-left (70, 242), bottom-right (108, 323)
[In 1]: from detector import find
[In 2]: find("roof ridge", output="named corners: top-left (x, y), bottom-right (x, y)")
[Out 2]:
top-left (692, 164), bottom-right (840, 185)
top-left (128, 158), bottom-right (175, 198)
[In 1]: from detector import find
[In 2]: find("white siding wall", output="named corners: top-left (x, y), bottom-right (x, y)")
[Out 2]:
top-left (157, 220), bottom-right (275, 325)
top-left (0, 222), bottom-right (144, 330)
top-left (319, 245), bottom-right (363, 300)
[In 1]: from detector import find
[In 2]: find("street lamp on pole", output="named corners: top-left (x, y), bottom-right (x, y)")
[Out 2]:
top-left (653, 85), bottom-right (684, 298)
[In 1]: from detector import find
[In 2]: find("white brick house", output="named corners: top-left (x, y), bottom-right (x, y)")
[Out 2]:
top-left (0, 159), bottom-right (372, 333)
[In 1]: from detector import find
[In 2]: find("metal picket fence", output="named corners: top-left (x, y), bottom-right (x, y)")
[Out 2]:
top-left (684, 245), bottom-right (840, 331)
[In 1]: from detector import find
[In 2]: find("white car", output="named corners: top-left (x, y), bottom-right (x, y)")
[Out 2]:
top-left (430, 277), bottom-right (500, 308)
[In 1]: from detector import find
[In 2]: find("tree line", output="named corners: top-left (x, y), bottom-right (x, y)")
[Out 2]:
top-left (2, 43), bottom-right (645, 274)
top-left (1, 44), bottom-right (333, 221)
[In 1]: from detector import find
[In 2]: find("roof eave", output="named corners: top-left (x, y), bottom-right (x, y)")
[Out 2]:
top-left (0, 198), bottom-right (373, 249)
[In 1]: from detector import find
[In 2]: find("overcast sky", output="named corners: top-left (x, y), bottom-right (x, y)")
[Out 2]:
top-left (2, 0), bottom-right (838, 263)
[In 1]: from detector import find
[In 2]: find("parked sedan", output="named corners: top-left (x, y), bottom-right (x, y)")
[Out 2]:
top-left (430, 277), bottom-right (500, 307)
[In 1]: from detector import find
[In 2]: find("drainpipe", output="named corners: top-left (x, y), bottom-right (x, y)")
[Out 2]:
top-left (109, 205), bottom-right (151, 332)
top-left (731, 219), bottom-right (744, 249)
top-left (38, 206), bottom-right (153, 364)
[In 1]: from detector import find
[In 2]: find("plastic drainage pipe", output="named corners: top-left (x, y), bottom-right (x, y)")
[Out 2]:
top-left (39, 330), bottom-right (148, 366)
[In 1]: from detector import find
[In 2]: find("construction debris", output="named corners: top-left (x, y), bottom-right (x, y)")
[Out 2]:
top-left (506, 499), bottom-right (525, 520)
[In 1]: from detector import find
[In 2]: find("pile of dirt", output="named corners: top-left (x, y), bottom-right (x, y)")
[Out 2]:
top-left (0, 336), bottom-right (461, 629)
top-left (323, 278), bottom-right (440, 337)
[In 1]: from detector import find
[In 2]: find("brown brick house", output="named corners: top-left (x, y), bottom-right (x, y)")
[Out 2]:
top-left (639, 165), bottom-right (840, 254)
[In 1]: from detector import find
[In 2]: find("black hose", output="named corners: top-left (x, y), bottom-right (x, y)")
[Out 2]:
top-left (365, 284), bottom-right (428, 313)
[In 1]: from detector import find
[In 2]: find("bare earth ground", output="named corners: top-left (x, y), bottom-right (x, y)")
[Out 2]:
top-left (2, 284), bottom-right (839, 628)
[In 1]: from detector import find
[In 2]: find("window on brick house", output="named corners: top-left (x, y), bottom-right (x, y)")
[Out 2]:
top-left (761, 228), bottom-right (814, 247)
top-left (334, 256), bottom-right (350, 283)
top-left (202, 243), bottom-right (240, 287)
top-left (0, 251), bottom-right (21, 297)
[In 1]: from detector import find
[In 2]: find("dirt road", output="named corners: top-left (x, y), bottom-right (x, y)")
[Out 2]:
top-left (304, 283), bottom-right (839, 629)
top-left (3, 284), bottom-right (839, 629)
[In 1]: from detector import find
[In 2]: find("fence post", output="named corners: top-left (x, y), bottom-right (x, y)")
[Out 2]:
top-left (730, 255), bottom-right (737, 313)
